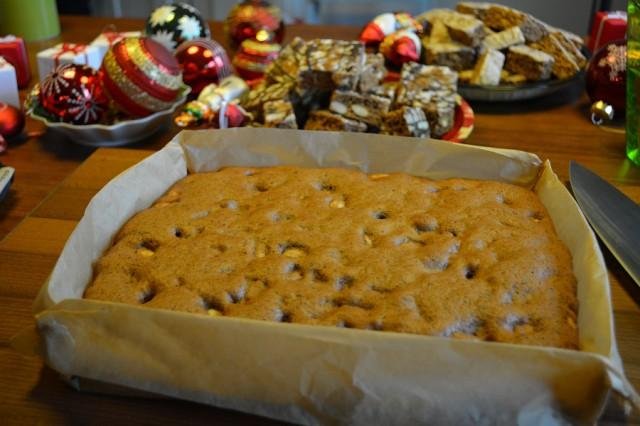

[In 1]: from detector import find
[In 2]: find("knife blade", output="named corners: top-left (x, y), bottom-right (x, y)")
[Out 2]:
top-left (569, 161), bottom-right (640, 286)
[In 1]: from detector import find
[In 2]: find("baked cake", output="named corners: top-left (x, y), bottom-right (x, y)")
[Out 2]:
top-left (505, 45), bottom-right (554, 81)
top-left (381, 106), bottom-right (430, 138)
top-left (471, 48), bottom-right (505, 86)
top-left (423, 42), bottom-right (477, 71)
top-left (85, 166), bottom-right (579, 349)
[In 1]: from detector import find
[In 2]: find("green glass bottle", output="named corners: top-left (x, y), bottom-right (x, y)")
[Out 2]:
top-left (627, 0), bottom-right (640, 165)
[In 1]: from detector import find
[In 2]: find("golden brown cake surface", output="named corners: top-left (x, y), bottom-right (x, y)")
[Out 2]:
top-left (85, 166), bottom-right (578, 349)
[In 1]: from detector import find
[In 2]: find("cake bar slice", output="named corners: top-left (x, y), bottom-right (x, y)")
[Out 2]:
top-left (263, 99), bottom-right (297, 129)
top-left (265, 37), bottom-right (308, 84)
top-left (303, 110), bottom-right (367, 132)
top-left (483, 5), bottom-right (548, 42)
top-left (550, 31), bottom-right (587, 68)
top-left (471, 48), bottom-right (505, 86)
top-left (300, 39), bottom-right (365, 92)
top-left (530, 34), bottom-right (580, 80)
top-left (421, 92), bottom-right (456, 137)
top-left (423, 42), bottom-right (476, 71)
top-left (504, 45), bottom-right (554, 81)
top-left (242, 81), bottom-right (295, 119)
top-left (398, 62), bottom-right (458, 96)
top-left (444, 13), bottom-right (485, 47)
top-left (381, 106), bottom-right (430, 138)
top-left (358, 53), bottom-right (386, 93)
top-left (481, 26), bottom-right (525, 51)
top-left (370, 81), bottom-right (398, 103)
top-left (455, 2), bottom-right (493, 19)
top-left (428, 19), bottom-right (452, 43)
top-left (416, 8), bottom-right (456, 34)
top-left (329, 90), bottom-right (391, 128)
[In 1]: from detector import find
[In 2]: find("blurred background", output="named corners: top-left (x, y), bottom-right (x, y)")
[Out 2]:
top-left (58, 0), bottom-right (626, 35)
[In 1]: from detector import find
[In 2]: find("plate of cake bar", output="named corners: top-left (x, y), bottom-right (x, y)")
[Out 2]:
top-left (241, 38), bottom-right (474, 141)
top-left (418, 3), bottom-right (587, 102)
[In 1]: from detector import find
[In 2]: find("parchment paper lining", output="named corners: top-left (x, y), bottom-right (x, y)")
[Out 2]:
top-left (27, 128), bottom-right (639, 425)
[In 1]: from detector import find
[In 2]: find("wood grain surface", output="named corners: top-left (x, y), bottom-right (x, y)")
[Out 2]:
top-left (0, 15), bottom-right (639, 425)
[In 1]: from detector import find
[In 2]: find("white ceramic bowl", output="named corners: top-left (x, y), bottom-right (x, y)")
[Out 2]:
top-left (29, 92), bottom-right (188, 147)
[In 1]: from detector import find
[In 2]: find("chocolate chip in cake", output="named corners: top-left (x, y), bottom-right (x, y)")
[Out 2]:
top-left (285, 262), bottom-right (304, 280)
top-left (465, 264), bottom-right (479, 279)
top-left (311, 269), bottom-right (329, 282)
top-left (313, 181), bottom-right (336, 192)
top-left (139, 286), bottom-right (156, 304)
top-left (335, 275), bottom-right (355, 290)
top-left (254, 183), bottom-right (269, 192)
top-left (336, 319), bottom-right (355, 328)
top-left (201, 296), bottom-right (225, 312)
top-left (333, 296), bottom-right (373, 310)
top-left (173, 227), bottom-right (187, 238)
top-left (138, 239), bottom-right (160, 252)
top-left (368, 320), bottom-right (384, 331)
top-left (414, 219), bottom-right (438, 233)
top-left (373, 211), bottom-right (389, 220)
top-left (278, 310), bottom-right (292, 322)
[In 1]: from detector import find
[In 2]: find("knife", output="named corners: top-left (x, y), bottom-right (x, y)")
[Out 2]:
top-left (569, 161), bottom-right (640, 286)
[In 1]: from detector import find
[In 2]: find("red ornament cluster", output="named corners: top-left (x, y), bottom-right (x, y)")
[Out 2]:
top-left (586, 39), bottom-right (627, 114)
top-left (360, 12), bottom-right (422, 68)
top-left (175, 39), bottom-right (233, 97)
top-left (225, 0), bottom-right (284, 49)
top-left (39, 64), bottom-right (109, 124)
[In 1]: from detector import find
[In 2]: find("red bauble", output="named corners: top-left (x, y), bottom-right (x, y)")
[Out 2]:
top-left (100, 37), bottom-right (183, 118)
top-left (214, 103), bottom-right (247, 128)
top-left (225, 0), bottom-right (284, 50)
top-left (232, 39), bottom-right (280, 82)
top-left (39, 64), bottom-right (109, 124)
top-left (586, 39), bottom-right (626, 114)
top-left (0, 102), bottom-right (25, 139)
top-left (175, 39), bottom-right (233, 97)
top-left (380, 30), bottom-right (421, 67)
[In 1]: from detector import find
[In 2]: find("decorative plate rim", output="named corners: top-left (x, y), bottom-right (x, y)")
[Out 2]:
top-left (28, 88), bottom-right (189, 131)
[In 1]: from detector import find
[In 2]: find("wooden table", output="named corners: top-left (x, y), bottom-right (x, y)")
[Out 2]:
top-left (1, 16), bottom-right (639, 424)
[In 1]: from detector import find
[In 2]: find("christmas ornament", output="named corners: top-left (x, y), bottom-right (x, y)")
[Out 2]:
top-left (586, 39), bottom-right (626, 124)
top-left (215, 103), bottom-right (248, 128)
top-left (225, 0), bottom-right (284, 50)
top-left (175, 38), bottom-right (233, 97)
top-left (175, 76), bottom-right (249, 127)
top-left (145, 2), bottom-right (211, 52)
top-left (380, 30), bottom-right (421, 67)
top-left (100, 37), bottom-right (184, 118)
top-left (360, 12), bottom-right (421, 48)
top-left (38, 64), bottom-right (109, 124)
top-left (0, 102), bottom-right (25, 148)
top-left (232, 39), bottom-right (281, 82)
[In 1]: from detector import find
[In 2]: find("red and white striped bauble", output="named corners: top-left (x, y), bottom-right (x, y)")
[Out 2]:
top-left (100, 37), bottom-right (183, 118)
